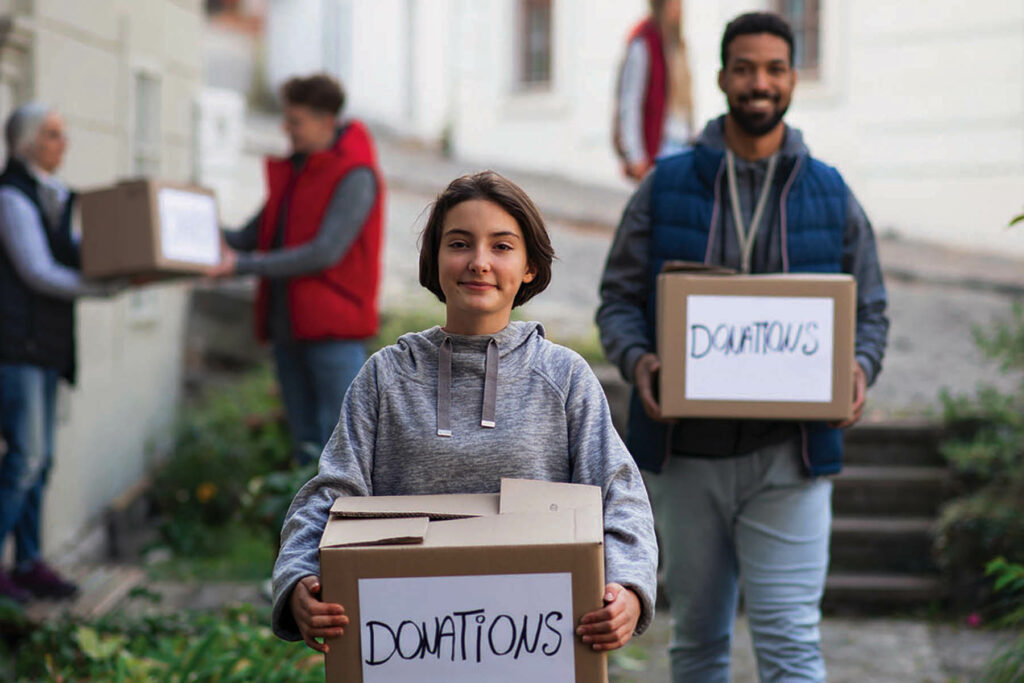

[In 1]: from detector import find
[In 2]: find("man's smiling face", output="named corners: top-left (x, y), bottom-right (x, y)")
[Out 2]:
top-left (718, 32), bottom-right (796, 137)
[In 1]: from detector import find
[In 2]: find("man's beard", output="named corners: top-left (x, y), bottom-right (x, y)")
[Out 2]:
top-left (728, 92), bottom-right (789, 136)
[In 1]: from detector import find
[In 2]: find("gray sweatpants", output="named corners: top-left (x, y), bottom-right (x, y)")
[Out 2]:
top-left (644, 438), bottom-right (831, 683)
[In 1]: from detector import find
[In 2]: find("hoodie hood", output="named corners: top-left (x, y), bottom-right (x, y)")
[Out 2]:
top-left (695, 115), bottom-right (809, 160)
top-left (391, 321), bottom-right (547, 436)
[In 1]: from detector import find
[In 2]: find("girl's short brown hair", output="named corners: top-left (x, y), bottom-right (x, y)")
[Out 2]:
top-left (419, 171), bottom-right (554, 308)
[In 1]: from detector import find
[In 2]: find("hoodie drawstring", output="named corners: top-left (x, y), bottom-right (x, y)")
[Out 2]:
top-left (437, 337), bottom-right (453, 437)
top-left (481, 339), bottom-right (498, 428)
top-left (436, 335), bottom-right (500, 437)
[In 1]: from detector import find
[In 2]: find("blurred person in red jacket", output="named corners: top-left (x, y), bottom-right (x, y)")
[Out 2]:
top-left (614, 0), bottom-right (695, 180)
top-left (213, 74), bottom-right (385, 465)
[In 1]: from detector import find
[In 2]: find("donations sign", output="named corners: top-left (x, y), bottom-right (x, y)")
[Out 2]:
top-left (685, 294), bottom-right (834, 402)
top-left (657, 272), bottom-right (856, 420)
top-left (357, 573), bottom-right (575, 683)
top-left (157, 187), bottom-right (221, 266)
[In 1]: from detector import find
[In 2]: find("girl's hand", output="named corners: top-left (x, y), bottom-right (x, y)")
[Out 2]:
top-left (289, 575), bottom-right (349, 653)
top-left (576, 583), bottom-right (642, 651)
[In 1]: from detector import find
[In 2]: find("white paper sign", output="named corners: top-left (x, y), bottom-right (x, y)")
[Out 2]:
top-left (358, 573), bottom-right (575, 683)
top-left (157, 188), bottom-right (219, 265)
top-left (685, 294), bottom-right (834, 402)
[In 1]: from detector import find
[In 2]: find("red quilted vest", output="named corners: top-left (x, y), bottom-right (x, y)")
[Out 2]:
top-left (630, 18), bottom-right (667, 161)
top-left (255, 120), bottom-right (384, 342)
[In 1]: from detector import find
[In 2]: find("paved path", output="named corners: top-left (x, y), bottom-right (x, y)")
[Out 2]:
top-left (609, 613), bottom-right (1010, 682)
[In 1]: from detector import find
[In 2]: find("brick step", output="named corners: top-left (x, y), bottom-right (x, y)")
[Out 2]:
top-left (843, 421), bottom-right (947, 468)
top-left (823, 572), bottom-right (945, 610)
top-left (830, 516), bottom-right (936, 574)
top-left (832, 465), bottom-right (952, 517)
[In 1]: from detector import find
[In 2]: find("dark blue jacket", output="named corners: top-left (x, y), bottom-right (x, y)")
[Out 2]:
top-left (627, 144), bottom-right (847, 476)
top-left (0, 158), bottom-right (78, 382)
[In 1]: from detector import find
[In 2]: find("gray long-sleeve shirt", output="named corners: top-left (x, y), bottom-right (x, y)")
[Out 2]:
top-left (223, 166), bottom-right (376, 341)
top-left (597, 117), bottom-right (889, 457)
top-left (0, 186), bottom-right (104, 300)
top-left (271, 321), bottom-right (659, 641)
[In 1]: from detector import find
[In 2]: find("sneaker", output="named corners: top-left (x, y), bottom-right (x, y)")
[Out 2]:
top-left (0, 568), bottom-right (32, 603)
top-left (12, 561), bottom-right (78, 600)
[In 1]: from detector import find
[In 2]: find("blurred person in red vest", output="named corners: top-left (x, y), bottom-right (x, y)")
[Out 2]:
top-left (213, 74), bottom-right (384, 465)
top-left (614, 0), bottom-right (695, 181)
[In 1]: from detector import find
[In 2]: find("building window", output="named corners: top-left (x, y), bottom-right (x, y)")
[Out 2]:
top-left (777, 0), bottom-right (819, 76)
top-left (519, 0), bottom-right (552, 86)
top-left (132, 71), bottom-right (162, 176)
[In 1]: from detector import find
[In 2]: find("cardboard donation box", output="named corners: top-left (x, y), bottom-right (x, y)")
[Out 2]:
top-left (79, 180), bottom-right (221, 278)
top-left (657, 271), bottom-right (856, 421)
top-left (319, 478), bottom-right (607, 683)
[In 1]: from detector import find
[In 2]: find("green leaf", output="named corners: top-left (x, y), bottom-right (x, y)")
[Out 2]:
top-left (76, 625), bottom-right (128, 660)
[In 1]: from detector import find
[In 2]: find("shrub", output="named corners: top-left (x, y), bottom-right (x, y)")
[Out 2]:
top-left (936, 304), bottom-right (1024, 607)
top-left (0, 602), bottom-right (322, 682)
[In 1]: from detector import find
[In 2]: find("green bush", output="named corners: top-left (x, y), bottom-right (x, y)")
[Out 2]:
top-left (151, 366), bottom-right (295, 560)
top-left (0, 602), bottom-right (322, 682)
top-left (978, 557), bottom-right (1024, 682)
top-left (936, 304), bottom-right (1024, 606)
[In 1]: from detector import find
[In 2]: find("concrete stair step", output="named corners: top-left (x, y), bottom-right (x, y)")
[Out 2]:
top-left (23, 564), bottom-right (146, 623)
top-left (843, 421), bottom-right (947, 468)
top-left (823, 572), bottom-right (945, 609)
top-left (832, 465), bottom-right (952, 517)
top-left (830, 516), bottom-right (936, 574)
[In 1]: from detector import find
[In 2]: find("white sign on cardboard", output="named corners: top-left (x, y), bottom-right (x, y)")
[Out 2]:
top-left (157, 188), bottom-right (219, 265)
top-left (358, 572), bottom-right (575, 683)
top-left (684, 294), bottom-right (834, 402)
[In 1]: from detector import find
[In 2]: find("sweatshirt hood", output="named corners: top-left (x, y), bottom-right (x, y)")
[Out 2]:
top-left (695, 115), bottom-right (809, 160)
top-left (391, 321), bottom-right (547, 437)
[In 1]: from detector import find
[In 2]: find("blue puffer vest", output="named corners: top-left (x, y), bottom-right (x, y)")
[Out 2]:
top-left (628, 144), bottom-right (849, 476)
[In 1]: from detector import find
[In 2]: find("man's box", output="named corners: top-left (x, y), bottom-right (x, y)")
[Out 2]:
top-left (78, 179), bottom-right (221, 278)
top-left (319, 478), bottom-right (607, 683)
top-left (657, 270), bottom-right (856, 421)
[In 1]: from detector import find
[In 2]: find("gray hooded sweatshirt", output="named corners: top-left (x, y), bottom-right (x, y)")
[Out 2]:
top-left (271, 321), bottom-right (658, 640)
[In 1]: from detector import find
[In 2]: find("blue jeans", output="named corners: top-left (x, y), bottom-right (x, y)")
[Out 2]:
top-left (0, 363), bottom-right (59, 570)
top-left (644, 438), bottom-right (831, 683)
top-left (272, 339), bottom-right (366, 464)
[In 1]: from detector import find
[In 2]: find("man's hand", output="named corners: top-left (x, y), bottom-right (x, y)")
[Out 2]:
top-left (576, 583), bottom-right (642, 651)
top-left (206, 238), bottom-right (238, 279)
top-left (623, 159), bottom-right (653, 181)
top-left (289, 575), bottom-right (348, 654)
top-left (634, 353), bottom-right (667, 421)
top-left (832, 362), bottom-right (868, 429)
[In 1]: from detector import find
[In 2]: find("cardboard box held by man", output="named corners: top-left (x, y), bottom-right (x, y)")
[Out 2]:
top-left (656, 265), bottom-right (856, 421)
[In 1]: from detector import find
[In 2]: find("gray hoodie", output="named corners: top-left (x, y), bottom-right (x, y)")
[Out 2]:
top-left (271, 321), bottom-right (658, 640)
top-left (597, 116), bottom-right (889, 457)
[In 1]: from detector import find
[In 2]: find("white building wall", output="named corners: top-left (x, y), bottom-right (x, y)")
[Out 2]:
top-left (450, 0), bottom-right (646, 188)
top-left (0, 0), bottom-right (204, 558)
top-left (273, 0), bottom-right (1024, 255)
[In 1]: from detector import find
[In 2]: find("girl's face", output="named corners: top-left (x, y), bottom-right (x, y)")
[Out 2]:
top-left (438, 199), bottom-right (536, 336)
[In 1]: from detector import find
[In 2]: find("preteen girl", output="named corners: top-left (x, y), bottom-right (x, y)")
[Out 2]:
top-left (271, 171), bottom-right (657, 655)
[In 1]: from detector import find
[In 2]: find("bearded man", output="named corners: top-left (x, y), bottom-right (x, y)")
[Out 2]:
top-left (597, 12), bottom-right (889, 682)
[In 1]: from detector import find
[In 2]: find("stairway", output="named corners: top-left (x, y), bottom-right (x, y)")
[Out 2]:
top-left (825, 421), bottom-right (952, 611)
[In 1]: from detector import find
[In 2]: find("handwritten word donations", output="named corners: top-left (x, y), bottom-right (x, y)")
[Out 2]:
top-left (690, 320), bottom-right (820, 359)
top-left (364, 609), bottom-right (564, 667)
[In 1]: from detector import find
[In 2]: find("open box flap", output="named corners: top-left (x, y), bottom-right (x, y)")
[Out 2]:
top-left (329, 492), bottom-right (498, 520)
top-left (320, 516), bottom-right (430, 549)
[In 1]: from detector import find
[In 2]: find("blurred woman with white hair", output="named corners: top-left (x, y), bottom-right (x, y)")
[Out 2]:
top-left (0, 103), bottom-right (113, 603)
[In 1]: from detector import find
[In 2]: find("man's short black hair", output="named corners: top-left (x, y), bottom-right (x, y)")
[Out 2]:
top-left (720, 12), bottom-right (795, 68)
